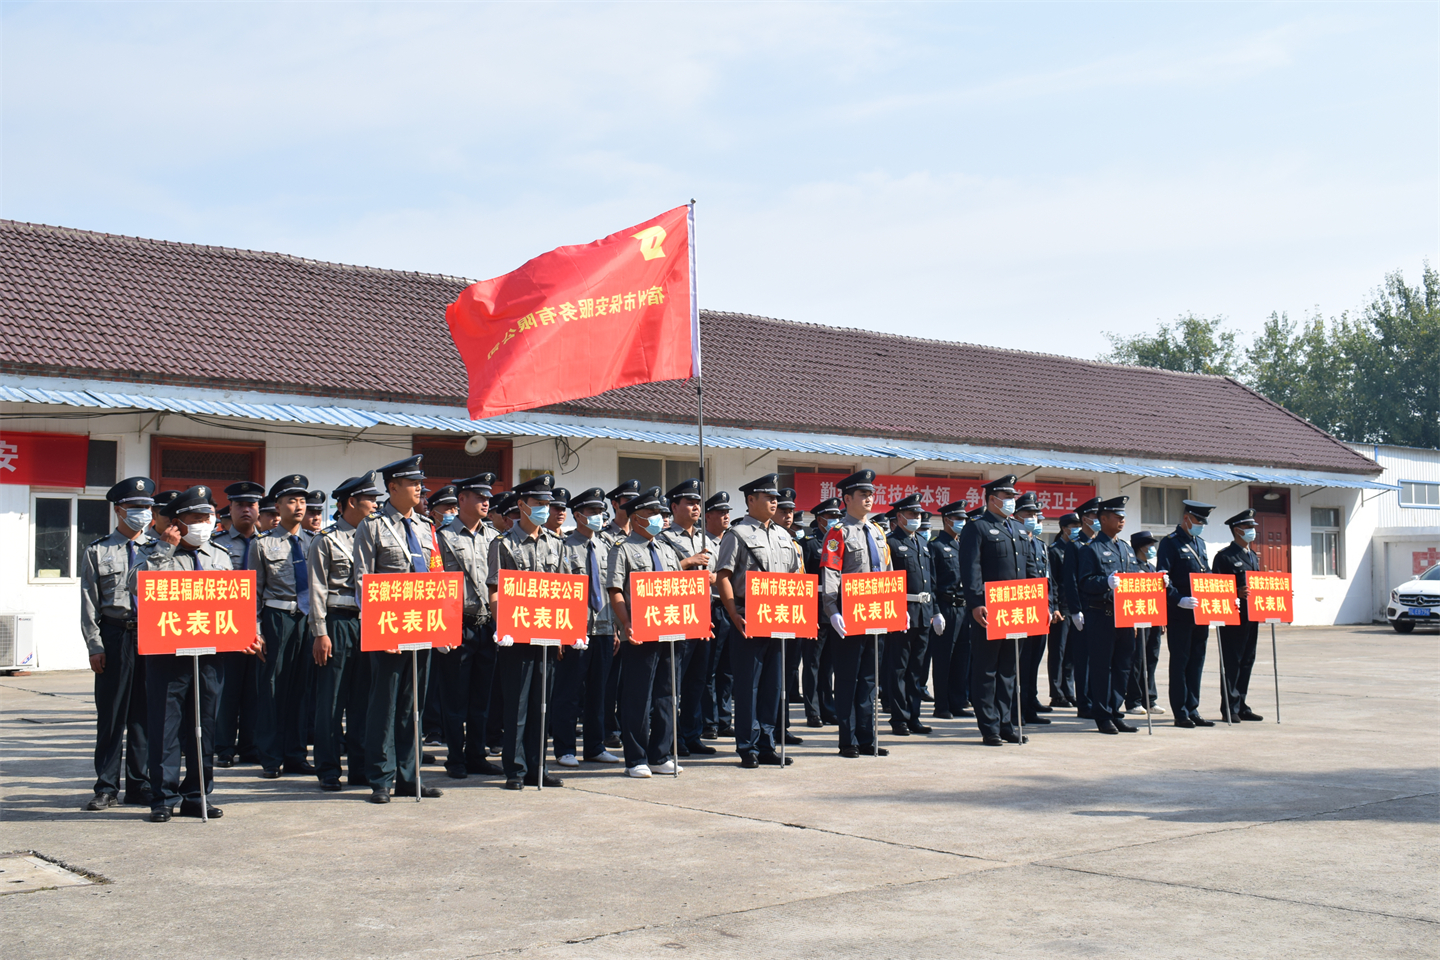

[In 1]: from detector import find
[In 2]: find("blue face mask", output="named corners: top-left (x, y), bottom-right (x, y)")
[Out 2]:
top-left (1088, 517), bottom-right (1101, 533)
top-left (584, 513), bottom-right (604, 532)
top-left (527, 505), bottom-right (551, 526)
top-left (1146, 546), bottom-right (1158, 561)
top-left (1241, 528), bottom-right (1256, 542)
top-left (642, 515), bottom-right (664, 536)
top-left (1067, 526), bottom-right (1082, 541)
top-left (904, 518), bottom-right (922, 533)
top-left (999, 498), bottom-right (1016, 516)
top-left (1023, 517), bottom-right (1041, 532)
top-left (823, 517), bottom-right (840, 531)
top-left (123, 507), bottom-right (152, 531)
top-left (1190, 523), bottom-right (1205, 537)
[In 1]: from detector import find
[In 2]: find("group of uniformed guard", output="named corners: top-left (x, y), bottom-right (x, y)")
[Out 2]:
top-left (80, 457), bottom-right (1273, 819)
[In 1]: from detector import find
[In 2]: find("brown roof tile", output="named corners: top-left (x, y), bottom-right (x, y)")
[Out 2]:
top-left (0, 220), bottom-right (1377, 476)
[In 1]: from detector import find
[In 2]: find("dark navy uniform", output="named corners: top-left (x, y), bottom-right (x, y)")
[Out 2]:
top-left (927, 501), bottom-right (970, 719)
top-left (1158, 500), bottom-right (1216, 726)
top-left (1127, 530), bottom-right (1164, 713)
top-left (884, 494), bottom-right (936, 734)
top-left (958, 476), bottom-right (1040, 745)
top-left (1061, 497), bottom-right (1102, 716)
top-left (1015, 493), bottom-right (1057, 723)
top-left (1213, 509), bottom-right (1264, 721)
top-left (1046, 513), bottom-right (1080, 706)
top-left (1076, 497), bottom-right (1141, 732)
top-left (702, 490), bottom-right (737, 738)
top-left (800, 498), bottom-right (842, 725)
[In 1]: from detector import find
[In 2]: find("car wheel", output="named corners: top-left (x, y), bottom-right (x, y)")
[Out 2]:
top-left (1392, 620), bottom-right (1415, 634)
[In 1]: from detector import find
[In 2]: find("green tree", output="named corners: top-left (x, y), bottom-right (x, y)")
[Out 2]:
top-left (1342, 265), bottom-right (1439, 448)
top-left (1100, 313), bottom-right (1241, 376)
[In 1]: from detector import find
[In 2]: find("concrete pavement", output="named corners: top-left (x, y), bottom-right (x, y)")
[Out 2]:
top-left (1, 625), bottom-right (1436, 958)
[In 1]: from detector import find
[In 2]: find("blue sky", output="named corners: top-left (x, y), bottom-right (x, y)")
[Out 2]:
top-left (2, 2), bottom-right (1435, 355)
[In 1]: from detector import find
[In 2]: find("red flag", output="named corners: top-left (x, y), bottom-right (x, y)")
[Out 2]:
top-left (446, 205), bottom-right (699, 420)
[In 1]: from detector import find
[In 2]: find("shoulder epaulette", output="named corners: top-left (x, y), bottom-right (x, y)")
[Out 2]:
top-left (88, 535), bottom-right (110, 547)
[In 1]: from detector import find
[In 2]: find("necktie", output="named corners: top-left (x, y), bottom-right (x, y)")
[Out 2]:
top-left (587, 541), bottom-right (603, 613)
top-left (864, 525), bottom-right (881, 571)
top-left (127, 541), bottom-right (137, 616)
top-left (289, 535), bottom-right (310, 615)
top-left (649, 542), bottom-right (665, 573)
top-left (402, 518), bottom-right (427, 574)
top-left (192, 548), bottom-right (204, 571)
top-left (241, 536), bottom-right (252, 570)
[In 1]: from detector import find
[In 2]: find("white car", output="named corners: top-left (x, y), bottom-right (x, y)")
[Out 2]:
top-left (1387, 564), bottom-right (1440, 633)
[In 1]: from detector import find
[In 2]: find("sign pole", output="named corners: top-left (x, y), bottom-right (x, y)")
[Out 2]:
top-left (1212, 624), bottom-right (1232, 725)
top-left (539, 646), bottom-right (549, 791)
top-left (779, 637), bottom-right (787, 769)
top-left (1011, 635), bottom-right (1024, 745)
top-left (669, 640), bottom-right (680, 778)
top-left (1135, 624), bottom-right (1154, 736)
top-left (868, 629), bottom-right (884, 756)
top-left (192, 654), bottom-right (207, 823)
top-left (1270, 622), bottom-right (1281, 724)
top-left (411, 649), bottom-right (423, 801)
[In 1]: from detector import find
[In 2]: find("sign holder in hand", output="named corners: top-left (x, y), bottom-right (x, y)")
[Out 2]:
top-left (1114, 572), bottom-right (1167, 735)
top-left (1246, 571), bottom-right (1293, 724)
top-left (839, 572), bottom-right (907, 757)
top-left (138, 569), bottom-right (260, 822)
top-left (628, 570), bottom-right (711, 778)
top-left (984, 577), bottom-right (1052, 745)
top-left (1191, 573), bottom-right (1239, 726)
top-left (745, 572), bottom-right (819, 769)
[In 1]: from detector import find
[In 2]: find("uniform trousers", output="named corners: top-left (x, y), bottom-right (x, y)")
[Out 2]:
top-left (830, 632), bottom-right (882, 750)
top-left (1067, 620), bottom-right (1091, 714)
top-left (1018, 631), bottom-right (1049, 717)
top-left (705, 605), bottom-right (735, 730)
top-left (1218, 621), bottom-right (1260, 715)
top-left (800, 625), bottom-right (837, 724)
top-left (969, 622), bottom-right (1018, 741)
top-left (93, 618), bottom-right (149, 798)
top-left (422, 654), bottom-right (444, 742)
top-left (1126, 625), bottom-right (1162, 708)
top-left (145, 653), bottom-right (219, 812)
top-left (603, 646), bottom-right (624, 740)
top-left (498, 644), bottom-right (554, 782)
top-left (929, 604), bottom-right (970, 715)
top-left (1167, 616), bottom-right (1209, 720)
top-left (730, 631), bottom-right (783, 758)
top-left (255, 607), bottom-right (310, 771)
top-left (676, 637), bottom-right (709, 747)
top-left (618, 640), bottom-right (677, 767)
top-left (313, 612), bottom-right (368, 785)
top-left (214, 650), bottom-right (257, 762)
top-left (1083, 609), bottom-right (1136, 723)
top-left (1046, 618), bottom-right (1073, 702)
top-left (364, 649), bottom-right (429, 791)
top-left (885, 624), bottom-right (929, 729)
top-left (551, 633), bottom-right (613, 760)
top-left (434, 621), bottom-right (497, 774)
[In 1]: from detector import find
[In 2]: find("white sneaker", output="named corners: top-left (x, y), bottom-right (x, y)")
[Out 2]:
top-left (652, 760), bottom-right (682, 775)
top-left (587, 750), bottom-right (622, 764)
top-left (1149, 704), bottom-right (1166, 716)
top-left (557, 754), bottom-right (579, 768)
top-left (627, 764), bottom-right (652, 778)
top-left (1127, 705), bottom-right (1149, 716)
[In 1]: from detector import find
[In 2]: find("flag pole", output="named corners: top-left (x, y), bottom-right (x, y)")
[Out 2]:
top-left (689, 200), bottom-right (704, 500)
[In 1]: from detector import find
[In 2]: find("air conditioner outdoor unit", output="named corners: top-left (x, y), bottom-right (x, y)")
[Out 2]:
top-left (0, 614), bottom-right (37, 670)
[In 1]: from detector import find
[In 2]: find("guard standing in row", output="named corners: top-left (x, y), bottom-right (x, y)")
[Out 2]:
top-left (303, 490), bottom-right (327, 534)
top-left (959, 475), bottom-right (1037, 746)
top-left (1062, 496), bottom-right (1102, 718)
top-left (800, 497), bottom-right (842, 726)
top-left (1015, 493), bottom-right (1058, 726)
top-left (658, 479), bottom-right (720, 758)
top-left (427, 485), bottom-right (459, 528)
top-left (1213, 509), bottom-right (1265, 721)
top-left (1159, 500), bottom-right (1217, 728)
top-left (1076, 496), bottom-right (1142, 734)
top-left (819, 470), bottom-right (893, 758)
top-left (715, 474), bottom-right (804, 767)
top-left (884, 493), bottom-right (937, 737)
top-left (79, 476), bottom-right (157, 810)
top-left (1126, 529), bottom-right (1165, 716)
top-left (213, 480), bottom-right (265, 767)
top-left (307, 473), bottom-right (380, 791)
top-left (353, 456), bottom-right (444, 801)
top-left (702, 491), bottom-right (736, 739)
top-left (927, 500), bottom-right (971, 720)
top-left (1046, 512), bottom-right (1081, 709)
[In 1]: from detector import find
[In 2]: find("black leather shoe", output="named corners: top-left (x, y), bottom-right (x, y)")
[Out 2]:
top-left (1076, 710), bottom-right (1094, 720)
top-left (124, 788), bottom-right (154, 806)
top-left (859, 745), bottom-right (889, 757)
top-left (393, 783), bottom-right (443, 798)
top-left (717, 723), bottom-right (736, 737)
top-left (889, 725), bottom-right (911, 737)
top-left (467, 760), bottom-right (504, 776)
top-left (806, 717), bottom-right (825, 728)
top-left (1050, 697), bottom-right (1073, 709)
top-left (821, 714), bottom-right (840, 725)
top-left (214, 754), bottom-right (235, 768)
top-left (920, 689), bottom-right (934, 702)
top-left (739, 754), bottom-right (759, 769)
top-left (368, 787), bottom-right (391, 803)
top-left (259, 768), bottom-right (281, 779)
top-left (1193, 716), bottom-right (1216, 727)
top-left (685, 741), bottom-right (717, 755)
top-left (839, 745), bottom-right (860, 758)
top-left (347, 777), bottom-right (370, 788)
top-left (1174, 717), bottom-right (1196, 728)
top-left (956, 709), bottom-right (975, 718)
top-left (283, 760), bottom-right (316, 776)
top-left (1022, 715), bottom-right (1052, 725)
top-left (1115, 720), bottom-right (1138, 733)
top-left (445, 768), bottom-right (469, 780)
top-left (1035, 703), bottom-right (1054, 713)
top-left (982, 736), bottom-right (1004, 746)
top-left (421, 753), bottom-right (439, 765)
top-left (604, 734), bottom-right (623, 749)
top-left (503, 779), bottom-right (524, 790)
top-left (783, 732), bottom-right (803, 745)
top-left (1000, 731), bottom-right (1029, 744)
top-left (758, 752), bottom-right (793, 766)
top-left (86, 793), bottom-right (118, 811)
top-left (320, 780), bottom-right (343, 791)
top-left (677, 741), bottom-right (690, 757)
top-left (1096, 720), bottom-right (1119, 734)
top-left (178, 801), bottom-right (221, 818)
top-left (933, 710), bottom-right (953, 720)
top-left (522, 775), bottom-right (563, 788)
top-left (150, 808), bottom-right (173, 822)
top-left (908, 723), bottom-right (933, 735)
top-left (701, 726), bottom-right (719, 740)
top-left (1238, 708), bottom-right (1264, 721)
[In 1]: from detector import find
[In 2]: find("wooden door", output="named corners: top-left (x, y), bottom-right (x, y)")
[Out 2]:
top-left (150, 437), bottom-right (266, 509)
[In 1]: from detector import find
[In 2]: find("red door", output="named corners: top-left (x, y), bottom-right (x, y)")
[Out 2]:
top-left (1250, 487), bottom-right (1291, 572)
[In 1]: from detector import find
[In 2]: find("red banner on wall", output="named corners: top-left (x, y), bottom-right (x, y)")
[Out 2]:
top-left (984, 577), bottom-right (1051, 640)
top-left (794, 473), bottom-right (1094, 517)
top-left (628, 570), bottom-right (711, 643)
top-left (361, 572), bottom-right (464, 652)
top-left (0, 431), bottom-right (88, 487)
top-left (1190, 573), bottom-right (1240, 627)
top-left (496, 570), bottom-right (589, 645)
top-left (1113, 572), bottom-right (1168, 628)
top-left (839, 571), bottom-right (909, 634)
top-left (745, 572), bottom-right (818, 638)
top-left (1245, 571), bottom-right (1294, 624)
top-left (137, 571), bottom-right (258, 655)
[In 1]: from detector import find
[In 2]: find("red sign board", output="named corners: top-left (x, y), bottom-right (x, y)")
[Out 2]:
top-left (0, 431), bottom-right (88, 487)
top-left (495, 570), bottom-right (588, 645)
top-left (361, 572), bottom-right (464, 652)
top-left (137, 570), bottom-right (259, 656)
top-left (984, 577), bottom-right (1050, 640)
top-left (1190, 573), bottom-right (1240, 626)
top-left (1113, 572), bottom-right (1168, 628)
top-left (1245, 571), bottom-right (1294, 623)
top-left (794, 473), bottom-right (1093, 517)
top-left (628, 570), bottom-right (711, 642)
top-left (745, 572), bottom-right (819, 638)
top-left (840, 571), bottom-right (909, 634)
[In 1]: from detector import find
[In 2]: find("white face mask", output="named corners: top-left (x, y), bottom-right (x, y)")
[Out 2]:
top-left (903, 518), bottom-right (922, 533)
top-left (123, 507), bottom-right (152, 531)
top-left (584, 513), bottom-right (605, 532)
top-left (1241, 528), bottom-right (1256, 542)
top-left (999, 498), bottom-right (1016, 516)
top-left (181, 520), bottom-right (215, 546)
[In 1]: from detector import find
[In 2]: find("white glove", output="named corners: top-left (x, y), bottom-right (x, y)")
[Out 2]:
top-left (1071, 612), bottom-right (1085, 630)
top-left (498, 634), bottom-right (515, 647)
top-left (1107, 572), bottom-right (1120, 590)
top-left (829, 613), bottom-right (847, 636)
top-left (574, 638), bottom-right (588, 651)
top-left (1163, 572), bottom-right (1171, 588)
top-left (931, 613), bottom-right (946, 634)
top-left (1179, 597), bottom-right (1198, 610)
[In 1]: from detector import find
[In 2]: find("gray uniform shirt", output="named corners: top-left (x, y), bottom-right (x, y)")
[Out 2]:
top-left (250, 526), bottom-right (316, 607)
top-left (79, 529), bottom-right (151, 655)
top-left (353, 503), bottom-right (438, 583)
top-left (487, 524), bottom-right (564, 585)
top-left (213, 529), bottom-right (259, 575)
top-left (437, 519), bottom-right (494, 619)
top-left (605, 532), bottom-right (683, 610)
top-left (713, 515), bottom-right (804, 615)
top-left (561, 530), bottom-right (617, 636)
top-left (125, 539), bottom-right (235, 597)
top-left (819, 514), bottom-right (894, 621)
top-left (306, 518), bottom-right (358, 635)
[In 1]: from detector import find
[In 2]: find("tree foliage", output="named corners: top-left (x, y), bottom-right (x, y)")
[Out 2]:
top-left (1101, 265), bottom-right (1439, 448)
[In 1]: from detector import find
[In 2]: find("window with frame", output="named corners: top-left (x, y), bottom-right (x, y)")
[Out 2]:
top-left (617, 456), bottom-right (703, 493)
top-left (32, 493), bottom-right (111, 581)
top-left (1141, 486), bottom-right (1190, 526)
top-left (1400, 481), bottom-right (1440, 507)
top-left (1310, 507), bottom-right (1343, 578)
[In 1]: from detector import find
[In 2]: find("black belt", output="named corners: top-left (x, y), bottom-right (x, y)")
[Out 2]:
top-left (466, 610), bottom-right (493, 627)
